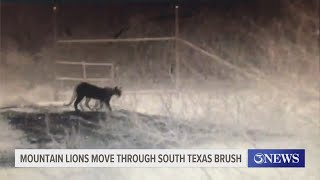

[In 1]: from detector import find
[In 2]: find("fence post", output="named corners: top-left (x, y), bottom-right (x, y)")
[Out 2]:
top-left (82, 61), bottom-right (87, 80)
top-left (111, 64), bottom-right (114, 83)
top-left (52, 3), bottom-right (58, 101)
top-left (175, 5), bottom-right (180, 91)
top-left (52, 3), bottom-right (57, 43)
top-left (175, 5), bottom-right (181, 101)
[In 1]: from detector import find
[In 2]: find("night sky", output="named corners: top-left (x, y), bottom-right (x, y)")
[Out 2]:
top-left (0, 0), bottom-right (318, 70)
top-left (0, 0), bottom-right (297, 51)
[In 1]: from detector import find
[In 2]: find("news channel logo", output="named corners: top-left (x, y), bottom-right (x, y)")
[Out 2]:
top-left (248, 149), bottom-right (305, 168)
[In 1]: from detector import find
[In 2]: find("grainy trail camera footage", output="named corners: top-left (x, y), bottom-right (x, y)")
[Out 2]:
top-left (0, 0), bottom-right (319, 179)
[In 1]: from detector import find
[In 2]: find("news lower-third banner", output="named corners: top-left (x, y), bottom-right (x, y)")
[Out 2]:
top-left (15, 149), bottom-right (305, 168)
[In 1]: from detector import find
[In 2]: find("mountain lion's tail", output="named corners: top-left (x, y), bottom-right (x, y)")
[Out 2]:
top-left (64, 88), bottom-right (77, 106)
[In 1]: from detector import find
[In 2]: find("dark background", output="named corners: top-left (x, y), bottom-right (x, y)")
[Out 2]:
top-left (0, 0), bottom-right (318, 94)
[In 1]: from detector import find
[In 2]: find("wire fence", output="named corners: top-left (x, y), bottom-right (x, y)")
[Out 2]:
top-left (53, 5), bottom-right (262, 97)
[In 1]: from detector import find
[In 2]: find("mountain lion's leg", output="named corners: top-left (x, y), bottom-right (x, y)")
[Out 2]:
top-left (74, 95), bottom-right (84, 112)
top-left (85, 97), bottom-right (94, 111)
